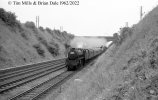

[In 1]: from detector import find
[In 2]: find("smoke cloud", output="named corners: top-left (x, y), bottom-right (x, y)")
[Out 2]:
top-left (70, 37), bottom-right (107, 49)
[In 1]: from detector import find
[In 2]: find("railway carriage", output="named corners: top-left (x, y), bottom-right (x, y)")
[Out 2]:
top-left (66, 46), bottom-right (107, 71)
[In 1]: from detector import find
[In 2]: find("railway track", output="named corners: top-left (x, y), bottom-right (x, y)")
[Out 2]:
top-left (0, 55), bottom-right (101, 100)
top-left (9, 71), bottom-right (74, 100)
top-left (7, 56), bottom-right (99, 100)
top-left (0, 58), bottom-right (66, 93)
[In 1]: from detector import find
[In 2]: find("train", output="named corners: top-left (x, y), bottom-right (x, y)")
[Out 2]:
top-left (65, 46), bottom-right (107, 70)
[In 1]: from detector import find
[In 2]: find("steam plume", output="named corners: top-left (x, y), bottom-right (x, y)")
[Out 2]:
top-left (70, 37), bottom-right (107, 49)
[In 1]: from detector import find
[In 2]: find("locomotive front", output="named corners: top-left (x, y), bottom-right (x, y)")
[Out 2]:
top-left (66, 48), bottom-right (84, 70)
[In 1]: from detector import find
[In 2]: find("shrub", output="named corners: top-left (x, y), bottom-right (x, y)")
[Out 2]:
top-left (47, 45), bottom-right (59, 57)
top-left (36, 35), bottom-right (47, 46)
top-left (64, 43), bottom-right (70, 49)
top-left (25, 21), bottom-right (39, 34)
top-left (25, 21), bottom-right (36, 29)
top-left (39, 26), bottom-right (45, 32)
top-left (36, 35), bottom-right (59, 57)
top-left (46, 27), bottom-right (52, 33)
top-left (120, 27), bottom-right (133, 41)
top-left (114, 27), bottom-right (134, 45)
top-left (47, 42), bottom-right (59, 56)
top-left (33, 44), bottom-right (45, 57)
top-left (113, 33), bottom-right (120, 45)
top-left (19, 28), bottom-right (29, 40)
top-left (21, 32), bottom-right (29, 40)
top-left (0, 8), bottom-right (18, 27)
top-left (54, 29), bottom-right (61, 34)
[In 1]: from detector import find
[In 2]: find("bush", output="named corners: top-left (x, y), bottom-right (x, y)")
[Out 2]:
top-left (114, 27), bottom-right (134, 45)
top-left (0, 8), bottom-right (18, 27)
top-left (120, 27), bottom-right (133, 41)
top-left (25, 21), bottom-right (36, 29)
top-left (25, 21), bottom-right (39, 34)
top-left (36, 35), bottom-right (47, 46)
top-left (33, 44), bottom-right (45, 57)
top-left (46, 27), bottom-right (52, 33)
top-left (64, 43), bottom-right (70, 49)
top-left (53, 29), bottom-right (61, 34)
top-left (39, 26), bottom-right (45, 32)
top-left (47, 42), bottom-right (59, 56)
top-left (19, 28), bottom-right (29, 40)
top-left (36, 35), bottom-right (59, 57)
top-left (113, 33), bottom-right (120, 45)
top-left (21, 32), bottom-right (29, 40)
top-left (47, 45), bottom-right (59, 57)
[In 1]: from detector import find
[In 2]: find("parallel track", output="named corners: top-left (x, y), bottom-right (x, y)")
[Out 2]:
top-left (0, 58), bottom-right (66, 93)
top-left (8, 55), bottom-right (102, 100)
top-left (0, 58), bottom-right (65, 78)
top-left (9, 71), bottom-right (74, 100)
top-left (0, 50), bottom-right (105, 100)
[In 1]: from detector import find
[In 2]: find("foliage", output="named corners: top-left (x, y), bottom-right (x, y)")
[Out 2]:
top-left (19, 27), bottom-right (29, 40)
top-left (47, 44), bottom-right (59, 57)
top-left (37, 35), bottom-right (47, 45)
top-left (46, 27), bottom-right (52, 33)
top-left (53, 29), bottom-right (61, 34)
top-left (36, 35), bottom-right (59, 57)
top-left (120, 27), bottom-right (133, 41)
top-left (25, 21), bottom-right (36, 29)
top-left (114, 27), bottom-right (134, 45)
top-left (25, 21), bottom-right (39, 34)
top-left (21, 32), bottom-right (29, 40)
top-left (47, 41), bottom-right (59, 56)
top-left (0, 8), bottom-right (19, 27)
top-left (113, 33), bottom-right (120, 45)
top-left (39, 26), bottom-right (45, 32)
top-left (64, 43), bottom-right (71, 49)
top-left (33, 44), bottom-right (45, 57)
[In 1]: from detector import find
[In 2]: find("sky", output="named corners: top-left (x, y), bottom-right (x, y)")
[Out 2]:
top-left (0, 0), bottom-right (158, 36)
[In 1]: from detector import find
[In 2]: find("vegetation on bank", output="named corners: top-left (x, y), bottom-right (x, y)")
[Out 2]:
top-left (0, 8), bottom-right (74, 68)
top-left (56, 6), bottom-right (158, 100)
top-left (0, 8), bottom-right (18, 27)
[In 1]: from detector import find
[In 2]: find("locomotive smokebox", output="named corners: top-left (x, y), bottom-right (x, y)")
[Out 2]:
top-left (68, 48), bottom-right (84, 60)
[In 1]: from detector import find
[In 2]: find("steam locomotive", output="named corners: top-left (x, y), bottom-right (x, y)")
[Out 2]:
top-left (66, 46), bottom-right (107, 70)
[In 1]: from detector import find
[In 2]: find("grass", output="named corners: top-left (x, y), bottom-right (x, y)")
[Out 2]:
top-left (55, 5), bottom-right (158, 100)
top-left (0, 8), bottom-right (74, 69)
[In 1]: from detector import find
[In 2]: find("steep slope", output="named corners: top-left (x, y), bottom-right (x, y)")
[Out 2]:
top-left (55, 6), bottom-right (158, 100)
top-left (0, 8), bottom-right (74, 69)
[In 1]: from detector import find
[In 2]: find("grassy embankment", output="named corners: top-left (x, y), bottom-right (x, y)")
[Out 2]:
top-left (56, 6), bottom-right (158, 100)
top-left (0, 8), bottom-right (74, 69)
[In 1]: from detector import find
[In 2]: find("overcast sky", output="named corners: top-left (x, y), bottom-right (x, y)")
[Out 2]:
top-left (0, 0), bottom-right (157, 36)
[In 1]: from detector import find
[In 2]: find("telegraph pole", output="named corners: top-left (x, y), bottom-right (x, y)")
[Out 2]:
top-left (36, 16), bottom-right (39, 28)
top-left (37, 16), bottom-right (39, 28)
top-left (140, 6), bottom-right (143, 20)
top-left (125, 22), bottom-right (128, 27)
top-left (36, 16), bottom-right (37, 27)
top-left (60, 26), bottom-right (63, 32)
